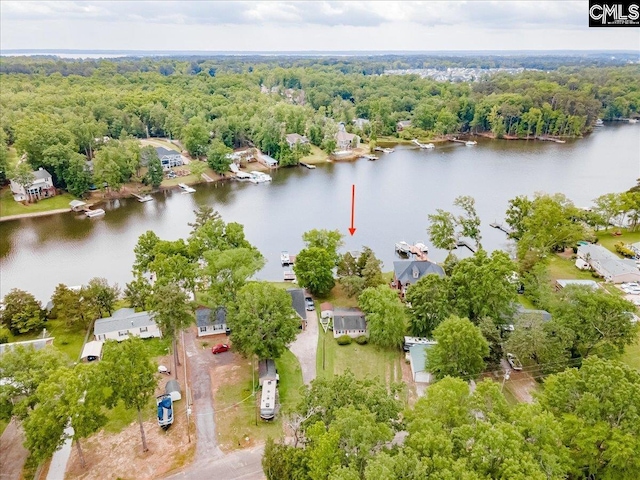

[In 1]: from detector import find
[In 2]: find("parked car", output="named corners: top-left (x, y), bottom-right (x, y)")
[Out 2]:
top-left (212, 344), bottom-right (230, 354)
top-left (506, 353), bottom-right (523, 371)
top-left (305, 296), bottom-right (315, 311)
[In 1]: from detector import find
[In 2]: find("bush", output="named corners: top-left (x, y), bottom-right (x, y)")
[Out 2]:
top-left (337, 335), bottom-right (352, 346)
top-left (355, 335), bottom-right (368, 345)
top-left (615, 242), bottom-right (636, 258)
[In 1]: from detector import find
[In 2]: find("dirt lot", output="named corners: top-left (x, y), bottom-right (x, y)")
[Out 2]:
top-left (65, 353), bottom-right (195, 480)
top-left (0, 419), bottom-right (29, 480)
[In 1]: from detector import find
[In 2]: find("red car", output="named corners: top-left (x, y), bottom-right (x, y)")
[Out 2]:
top-left (212, 343), bottom-right (230, 354)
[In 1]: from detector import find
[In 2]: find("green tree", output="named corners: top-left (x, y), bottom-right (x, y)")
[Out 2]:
top-left (449, 249), bottom-right (517, 322)
top-left (10, 162), bottom-right (35, 202)
top-left (553, 285), bottom-right (638, 359)
top-left (0, 289), bottom-right (45, 335)
top-left (23, 364), bottom-right (107, 468)
top-left (182, 117), bottom-right (210, 157)
top-left (405, 275), bottom-right (451, 337)
top-left (189, 160), bottom-right (206, 181)
top-left (0, 345), bottom-right (66, 421)
top-left (151, 283), bottom-right (193, 375)
top-left (592, 192), bottom-right (624, 230)
top-left (426, 316), bottom-right (489, 380)
top-left (294, 247), bottom-right (336, 297)
top-left (124, 274), bottom-right (153, 311)
top-left (82, 277), bottom-right (120, 318)
top-left (206, 139), bottom-right (232, 173)
top-left (505, 195), bottom-right (533, 240)
top-left (133, 230), bottom-right (161, 273)
top-left (539, 357), bottom-right (640, 479)
top-left (100, 338), bottom-right (156, 452)
top-left (50, 284), bottom-right (91, 330)
top-left (142, 146), bottom-right (163, 187)
top-left (358, 285), bottom-right (407, 348)
top-left (302, 229), bottom-right (344, 264)
top-left (228, 282), bottom-right (299, 359)
top-left (203, 248), bottom-right (265, 306)
top-left (454, 195), bottom-right (482, 249)
top-left (426, 209), bottom-right (457, 253)
top-left (63, 155), bottom-right (93, 197)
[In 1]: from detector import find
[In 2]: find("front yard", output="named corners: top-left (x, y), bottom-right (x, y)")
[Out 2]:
top-left (0, 188), bottom-right (76, 218)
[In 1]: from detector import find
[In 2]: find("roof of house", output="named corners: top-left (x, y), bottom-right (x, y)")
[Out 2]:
top-left (409, 343), bottom-right (434, 375)
top-left (394, 260), bottom-right (445, 285)
top-left (515, 304), bottom-right (552, 322)
top-left (165, 379), bottom-right (181, 394)
top-left (397, 120), bottom-right (412, 127)
top-left (336, 129), bottom-right (356, 144)
top-left (578, 244), bottom-right (640, 279)
top-left (195, 306), bottom-right (227, 328)
top-left (69, 200), bottom-right (87, 208)
top-left (287, 288), bottom-right (306, 319)
top-left (33, 168), bottom-right (52, 180)
top-left (333, 309), bottom-right (366, 331)
top-left (556, 279), bottom-right (600, 289)
top-left (320, 302), bottom-right (334, 312)
top-left (94, 308), bottom-right (156, 336)
top-left (261, 154), bottom-right (278, 165)
top-left (155, 147), bottom-right (181, 158)
top-left (0, 337), bottom-right (55, 355)
top-left (285, 133), bottom-right (308, 144)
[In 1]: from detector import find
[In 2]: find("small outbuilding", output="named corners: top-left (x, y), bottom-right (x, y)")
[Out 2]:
top-left (80, 340), bottom-right (104, 362)
top-left (165, 380), bottom-right (182, 402)
top-left (409, 343), bottom-right (435, 384)
top-left (320, 302), bottom-right (334, 319)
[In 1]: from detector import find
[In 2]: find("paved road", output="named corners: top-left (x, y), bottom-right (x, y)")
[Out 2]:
top-left (165, 445), bottom-right (264, 480)
top-left (288, 308), bottom-right (319, 385)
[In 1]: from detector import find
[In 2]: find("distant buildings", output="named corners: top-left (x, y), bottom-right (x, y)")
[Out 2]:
top-left (384, 67), bottom-right (529, 83)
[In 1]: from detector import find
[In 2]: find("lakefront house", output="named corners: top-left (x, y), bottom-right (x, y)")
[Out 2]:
top-left (10, 167), bottom-right (56, 202)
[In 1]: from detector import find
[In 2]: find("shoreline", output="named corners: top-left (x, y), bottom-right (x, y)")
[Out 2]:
top-left (0, 207), bottom-right (73, 222)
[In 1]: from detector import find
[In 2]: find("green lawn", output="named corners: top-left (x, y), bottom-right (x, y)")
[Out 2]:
top-left (214, 349), bottom-right (303, 451)
top-left (299, 145), bottom-right (329, 165)
top-left (316, 328), bottom-right (402, 384)
top-left (0, 188), bottom-right (76, 218)
top-left (547, 255), bottom-right (600, 282)
top-left (316, 283), bottom-right (359, 308)
top-left (6, 319), bottom-right (87, 363)
top-left (621, 332), bottom-right (640, 371)
top-left (0, 418), bottom-right (8, 437)
top-left (596, 229), bottom-right (640, 254)
top-left (516, 295), bottom-right (536, 309)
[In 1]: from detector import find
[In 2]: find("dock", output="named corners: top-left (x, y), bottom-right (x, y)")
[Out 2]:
top-left (85, 208), bottom-right (105, 218)
top-left (412, 139), bottom-right (435, 149)
top-left (299, 162), bottom-right (316, 169)
top-left (361, 154), bottom-right (379, 161)
top-left (535, 136), bottom-right (566, 144)
top-left (132, 193), bottom-right (153, 203)
top-left (490, 221), bottom-right (513, 235)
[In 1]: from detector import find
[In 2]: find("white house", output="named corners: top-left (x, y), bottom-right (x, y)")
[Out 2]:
top-left (93, 308), bottom-right (161, 341)
top-left (335, 123), bottom-right (359, 150)
top-left (195, 306), bottom-right (228, 337)
top-left (285, 133), bottom-right (309, 149)
top-left (333, 309), bottom-right (367, 339)
top-left (155, 147), bottom-right (183, 171)
top-left (577, 244), bottom-right (640, 284)
top-left (10, 167), bottom-right (56, 202)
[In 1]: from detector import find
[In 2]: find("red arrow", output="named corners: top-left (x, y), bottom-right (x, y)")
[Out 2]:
top-left (349, 184), bottom-right (356, 236)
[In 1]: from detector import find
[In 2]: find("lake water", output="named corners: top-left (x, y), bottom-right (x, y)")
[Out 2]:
top-left (1, 125), bottom-right (639, 302)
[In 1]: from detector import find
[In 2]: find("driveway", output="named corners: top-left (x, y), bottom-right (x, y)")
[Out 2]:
top-left (165, 445), bottom-right (264, 480)
top-left (288, 308), bottom-right (319, 384)
top-left (183, 329), bottom-right (224, 460)
top-left (0, 419), bottom-right (28, 480)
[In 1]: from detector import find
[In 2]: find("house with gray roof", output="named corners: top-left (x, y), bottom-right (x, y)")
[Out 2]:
top-left (515, 305), bottom-right (552, 323)
top-left (195, 306), bottom-right (228, 337)
top-left (393, 260), bottom-right (445, 296)
top-left (93, 308), bottom-right (161, 342)
top-left (0, 337), bottom-right (55, 355)
top-left (577, 244), bottom-right (640, 284)
top-left (287, 288), bottom-right (307, 327)
top-left (259, 153), bottom-right (278, 168)
top-left (285, 133), bottom-right (309, 149)
top-left (335, 123), bottom-right (359, 150)
top-left (555, 279), bottom-right (600, 290)
top-left (155, 147), bottom-right (183, 171)
top-left (10, 167), bottom-right (56, 202)
top-left (333, 308), bottom-right (367, 339)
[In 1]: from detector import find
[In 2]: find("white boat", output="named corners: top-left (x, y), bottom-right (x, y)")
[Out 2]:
top-left (250, 172), bottom-right (272, 183)
top-left (281, 251), bottom-right (291, 265)
top-left (395, 241), bottom-right (411, 255)
top-left (465, 140), bottom-right (477, 146)
top-left (595, 119), bottom-right (604, 127)
top-left (156, 394), bottom-right (174, 430)
top-left (234, 171), bottom-right (253, 181)
top-left (178, 183), bottom-right (196, 193)
top-left (85, 208), bottom-right (105, 218)
top-left (628, 118), bottom-right (638, 124)
top-left (414, 242), bottom-right (429, 253)
top-left (283, 270), bottom-right (296, 281)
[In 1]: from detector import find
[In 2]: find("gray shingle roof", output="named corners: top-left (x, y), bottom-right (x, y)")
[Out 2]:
top-left (155, 147), bottom-right (181, 158)
top-left (515, 305), bottom-right (552, 322)
top-left (333, 309), bottom-right (366, 331)
top-left (33, 168), bottom-right (52, 180)
top-left (578, 244), bottom-right (640, 279)
top-left (195, 307), bottom-right (226, 328)
top-left (394, 260), bottom-right (445, 285)
top-left (287, 288), bottom-right (306, 319)
top-left (94, 308), bottom-right (156, 336)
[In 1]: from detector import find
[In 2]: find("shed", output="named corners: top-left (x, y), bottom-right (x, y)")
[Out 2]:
top-left (320, 302), bottom-right (334, 319)
top-left (69, 199), bottom-right (87, 212)
top-left (80, 340), bottom-right (104, 362)
top-left (165, 380), bottom-right (182, 402)
top-left (409, 344), bottom-right (435, 384)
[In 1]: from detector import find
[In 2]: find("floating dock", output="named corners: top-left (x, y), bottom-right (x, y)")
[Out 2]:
top-left (178, 183), bottom-right (196, 193)
top-left (362, 154), bottom-right (379, 161)
top-left (85, 208), bottom-right (105, 218)
top-left (133, 193), bottom-right (154, 203)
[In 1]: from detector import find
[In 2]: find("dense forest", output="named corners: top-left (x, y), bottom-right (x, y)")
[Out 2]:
top-left (1, 55), bottom-right (639, 196)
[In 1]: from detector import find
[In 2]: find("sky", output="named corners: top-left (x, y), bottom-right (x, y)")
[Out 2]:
top-left (1, 1), bottom-right (639, 52)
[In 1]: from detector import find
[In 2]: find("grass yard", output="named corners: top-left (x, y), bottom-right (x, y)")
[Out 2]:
top-left (316, 283), bottom-right (359, 308)
top-left (516, 295), bottom-right (536, 309)
top-left (596, 229), bottom-right (640, 254)
top-left (215, 349), bottom-right (303, 451)
top-left (547, 254), bottom-right (599, 282)
top-left (140, 138), bottom-right (182, 153)
top-left (0, 188), bottom-right (76, 218)
top-left (299, 145), bottom-right (329, 165)
top-left (621, 331), bottom-right (640, 371)
top-left (315, 328), bottom-right (403, 385)
top-left (45, 320), bottom-right (87, 361)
